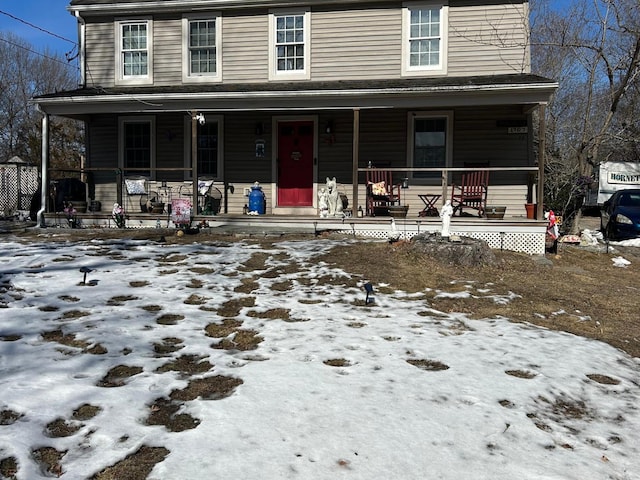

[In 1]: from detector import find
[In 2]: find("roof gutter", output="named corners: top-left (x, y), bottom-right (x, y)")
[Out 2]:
top-left (67, 0), bottom-right (374, 15)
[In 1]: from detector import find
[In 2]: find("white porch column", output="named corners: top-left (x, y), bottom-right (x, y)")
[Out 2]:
top-left (351, 108), bottom-right (360, 213)
top-left (37, 114), bottom-right (49, 227)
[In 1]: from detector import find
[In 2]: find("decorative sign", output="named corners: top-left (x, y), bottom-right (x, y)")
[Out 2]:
top-left (507, 127), bottom-right (528, 134)
top-left (291, 151), bottom-right (302, 161)
top-left (171, 198), bottom-right (192, 225)
top-left (255, 139), bottom-right (265, 158)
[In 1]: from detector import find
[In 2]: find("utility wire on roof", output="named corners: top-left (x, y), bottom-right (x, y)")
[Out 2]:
top-left (0, 37), bottom-right (77, 69)
top-left (0, 9), bottom-right (77, 45)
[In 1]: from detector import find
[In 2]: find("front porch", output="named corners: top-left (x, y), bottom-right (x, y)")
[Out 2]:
top-left (53, 210), bottom-right (548, 255)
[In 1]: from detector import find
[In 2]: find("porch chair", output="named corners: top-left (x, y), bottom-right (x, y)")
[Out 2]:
top-left (365, 168), bottom-right (401, 216)
top-left (450, 170), bottom-right (489, 216)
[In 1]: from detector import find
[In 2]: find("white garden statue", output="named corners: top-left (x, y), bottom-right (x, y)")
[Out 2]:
top-left (440, 200), bottom-right (454, 238)
top-left (325, 177), bottom-right (344, 217)
top-left (318, 188), bottom-right (329, 217)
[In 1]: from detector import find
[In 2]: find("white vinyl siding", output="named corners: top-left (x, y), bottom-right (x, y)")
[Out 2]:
top-left (182, 14), bottom-right (222, 83)
top-left (268, 9), bottom-right (310, 80)
top-left (115, 17), bottom-right (153, 85)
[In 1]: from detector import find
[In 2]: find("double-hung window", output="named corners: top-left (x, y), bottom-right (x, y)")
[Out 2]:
top-left (402, 2), bottom-right (448, 76)
top-left (183, 115), bottom-right (223, 180)
top-left (119, 116), bottom-right (155, 178)
top-left (116, 18), bottom-right (153, 85)
top-left (409, 112), bottom-right (452, 181)
top-left (182, 14), bottom-right (221, 82)
top-left (269, 9), bottom-right (310, 80)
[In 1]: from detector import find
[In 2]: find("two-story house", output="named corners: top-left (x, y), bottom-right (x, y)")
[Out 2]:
top-left (35, 0), bottom-right (556, 226)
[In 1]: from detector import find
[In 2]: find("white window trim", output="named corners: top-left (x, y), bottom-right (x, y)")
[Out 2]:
top-left (401, 2), bottom-right (448, 77)
top-left (182, 13), bottom-right (222, 84)
top-left (118, 116), bottom-right (156, 179)
top-left (268, 8), bottom-right (311, 81)
top-left (115, 17), bottom-right (154, 86)
top-left (407, 110), bottom-right (453, 183)
top-left (183, 114), bottom-right (224, 181)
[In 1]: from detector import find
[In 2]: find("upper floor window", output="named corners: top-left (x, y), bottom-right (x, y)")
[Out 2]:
top-left (402, 2), bottom-right (448, 76)
top-left (116, 18), bottom-right (153, 85)
top-left (269, 9), bottom-right (310, 80)
top-left (182, 14), bottom-right (221, 83)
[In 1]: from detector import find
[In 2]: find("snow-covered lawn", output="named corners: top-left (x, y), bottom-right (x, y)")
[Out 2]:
top-left (1, 236), bottom-right (639, 479)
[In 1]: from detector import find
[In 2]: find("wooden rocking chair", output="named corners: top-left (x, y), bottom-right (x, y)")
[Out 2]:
top-left (450, 170), bottom-right (489, 216)
top-left (366, 168), bottom-right (401, 216)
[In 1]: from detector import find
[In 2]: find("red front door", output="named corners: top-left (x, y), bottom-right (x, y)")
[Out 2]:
top-left (277, 121), bottom-right (314, 207)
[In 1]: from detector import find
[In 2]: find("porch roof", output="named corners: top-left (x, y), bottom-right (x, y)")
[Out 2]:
top-left (35, 73), bottom-right (557, 117)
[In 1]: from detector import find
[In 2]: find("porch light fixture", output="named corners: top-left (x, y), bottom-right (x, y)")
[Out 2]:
top-left (255, 122), bottom-right (264, 136)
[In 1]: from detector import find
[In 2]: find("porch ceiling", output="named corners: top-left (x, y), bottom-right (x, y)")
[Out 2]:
top-left (35, 74), bottom-right (557, 117)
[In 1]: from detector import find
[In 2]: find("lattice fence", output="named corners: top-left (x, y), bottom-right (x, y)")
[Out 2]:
top-left (0, 164), bottom-right (39, 216)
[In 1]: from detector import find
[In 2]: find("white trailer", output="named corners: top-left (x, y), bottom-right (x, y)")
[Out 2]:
top-left (596, 161), bottom-right (640, 204)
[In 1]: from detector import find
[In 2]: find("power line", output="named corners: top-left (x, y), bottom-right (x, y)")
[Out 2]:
top-left (0, 9), bottom-right (77, 45)
top-left (0, 37), bottom-right (78, 69)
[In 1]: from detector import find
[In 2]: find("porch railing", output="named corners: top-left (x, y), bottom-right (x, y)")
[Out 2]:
top-left (352, 166), bottom-right (541, 219)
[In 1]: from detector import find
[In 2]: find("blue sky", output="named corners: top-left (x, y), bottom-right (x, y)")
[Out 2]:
top-left (0, 1), bottom-right (77, 57)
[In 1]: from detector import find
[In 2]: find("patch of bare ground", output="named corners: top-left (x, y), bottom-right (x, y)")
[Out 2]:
top-left (246, 308), bottom-right (292, 321)
top-left (406, 359), bottom-right (450, 371)
top-left (212, 329), bottom-right (263, 351)
top-left (156, 313), bottom-right (185, 325)
top-left (155, 354), bottom-right (213, 375)
top-left (89, 446), bottom-right (170, 480)
top-left (145, 398), bottom-right (201, 432)
top-left (106, 295), bottom-right (138, 306)
top-left (0, 334), bottom-right (21, 341)
top-left (183, 293), bottom-right (208, 305)
top-left (586, 373), bottom-right (620, 385)
top-left (129, 280), bottom-right (149, 287)
top-left (169, 375), bottom-right (243, 402)
top-left (233, 277), bottom-right (260, 293)
top-left (73, 404), bottom-right (102, 421)
top-left (321, 241), bottom-right (640, 357)
top-left (0, 456), bottom-right (18, 479)
top-left (205, 319), bottom-right (243, 337)
top-left (324, 358), bottom-right (351, 367)
top-left (505, 369), bottom-right (537, 379)
top-left (59, 309), bottom-right (91, 319)
top-left (217, 297), bottom-right (256, 317)
top-left (41, 329), bottom-right (107, 355)
top-left (31, 446), bottom-right (65, 477)
top-left (45, 418), bottom-right (82, 438)
top-left (153, 337), bottom-right (185, 356)
top-left (97, 365), bottom-right (144, 387)
top-left (0, 409), bottom-right (23, 425)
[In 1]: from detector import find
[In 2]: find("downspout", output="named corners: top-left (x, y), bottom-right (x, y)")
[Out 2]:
top-left (74, 11), bottom-right (86, 87)
top-left (37, 113), bottom-right (49, 228)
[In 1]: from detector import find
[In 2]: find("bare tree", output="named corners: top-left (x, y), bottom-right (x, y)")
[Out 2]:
top-left (0, 32), bottom-right (82, 173)
top-left (531, 0), bottom-right (640, 226)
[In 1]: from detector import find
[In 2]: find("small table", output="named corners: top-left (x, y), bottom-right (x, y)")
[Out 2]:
top-left (418, 194), bottom-right (441, 217)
